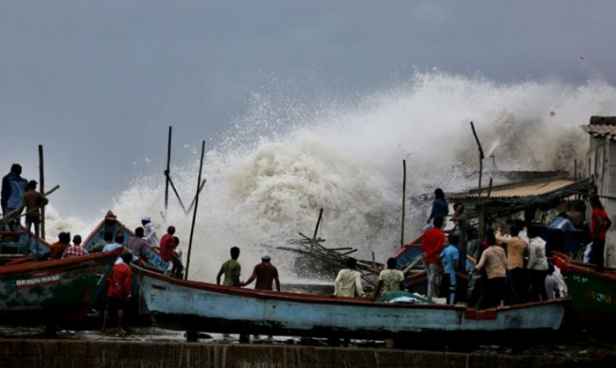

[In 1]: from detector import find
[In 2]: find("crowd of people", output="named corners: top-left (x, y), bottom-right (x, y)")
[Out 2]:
top-left (419, 187), bottom-right (612, 308)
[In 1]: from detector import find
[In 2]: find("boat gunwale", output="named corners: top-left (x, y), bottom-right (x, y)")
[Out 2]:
top-left (0, 248), bottom-right (121, 275)
top-left (553, 251), bottom-right (616, 282)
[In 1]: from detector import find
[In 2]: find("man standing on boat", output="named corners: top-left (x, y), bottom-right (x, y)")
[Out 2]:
top-left (1, 163), bottom-right (28, 230)
top-left (243, 252), bottom-right (280, 291)
top-left (589, 196), bottom-right (612, 272)
top-left (217, 246), bottom-right (242, 287)
top-left (495, 224), bottom-right (528, 304)
top-left (372, 257), bottom-right (405, 300)
top-left (141, 216), bottom-right (159, 247)
top-left (475, 231), bottom-right (507, 308)
top-left (334, 257), bottom-right (365, 298)
top-left (526, 226), bottom-right (549, 301)
top-left (421, 215), bottom-right (445, 300)
top-left (20, 180), bottom-right (48, 253)
top-left (427, 188), bottom-right (448, 225)
top-left (440, 234), bottom-right (460, 305)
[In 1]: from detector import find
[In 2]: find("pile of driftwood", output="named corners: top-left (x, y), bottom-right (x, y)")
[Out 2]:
top-left (282, 209), bottom-right (382, 288)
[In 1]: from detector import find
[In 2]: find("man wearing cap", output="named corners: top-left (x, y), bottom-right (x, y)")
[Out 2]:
top-left (141, 216), bottom-right (159, 247)
top-left (20, 180), bottom-right (48, 253)
top-left (160, 226), bottom-right (183, 278)
top-left (243, 252), bottom-right (280, 291)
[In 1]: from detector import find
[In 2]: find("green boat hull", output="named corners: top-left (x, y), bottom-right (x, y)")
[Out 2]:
top-left (554, 253), bottom-right (616, 332)
top-left (0, 252), bottom-right (118, 326)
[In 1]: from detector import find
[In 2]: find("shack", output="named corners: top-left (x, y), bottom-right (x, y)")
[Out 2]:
top-left (581, 116), bottom-right (616, 267)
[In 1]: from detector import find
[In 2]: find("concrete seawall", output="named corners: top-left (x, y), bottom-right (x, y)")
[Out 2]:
top-left (1, 339), bottom-right (614, 368)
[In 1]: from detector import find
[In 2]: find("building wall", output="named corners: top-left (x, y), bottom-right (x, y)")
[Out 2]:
top-left (586, 136), bottom-right (616, 268)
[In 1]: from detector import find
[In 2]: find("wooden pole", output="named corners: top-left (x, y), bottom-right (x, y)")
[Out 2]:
top-left (164, 126), bottom-right (172, 213)
top-left (184, 140), bottom-right (206, 280)
top-left (38, 145), bottom-right (45, 240)
top-left (186, 179), bottom-right (207, 214)
top-left (400, 159), bottom-right (407, 248)
top-left (574, 159), bottom-right (577, 181)
top-left (470, 121), bottom-right (485, 198)
top-left (311, 208), bottom-right (324, 251)
top-left (372, 251), bottom-right (378, 288)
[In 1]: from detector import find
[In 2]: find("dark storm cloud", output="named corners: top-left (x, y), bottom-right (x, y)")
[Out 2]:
top-left (1, 0), bottom-right (615, 217)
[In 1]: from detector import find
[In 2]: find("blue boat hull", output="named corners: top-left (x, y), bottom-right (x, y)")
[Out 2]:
top-left (135, 267), bottom-right (567, 342)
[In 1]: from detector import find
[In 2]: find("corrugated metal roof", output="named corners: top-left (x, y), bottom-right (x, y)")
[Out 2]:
top-left (581, 116), bottom-right (616, 141)
top-left (449, 179), bottom-right (577, 200)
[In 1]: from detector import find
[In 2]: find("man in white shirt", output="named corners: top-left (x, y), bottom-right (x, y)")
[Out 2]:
top-left (141, 215), bottom-right (159, 247)
top-left (334, 258), bottom-right (365, 298)
top-left (527, 226), bottom-right (549, 301)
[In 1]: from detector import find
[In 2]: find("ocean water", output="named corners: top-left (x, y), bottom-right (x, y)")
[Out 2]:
top-left (43, 72), bottom-right (616, 282)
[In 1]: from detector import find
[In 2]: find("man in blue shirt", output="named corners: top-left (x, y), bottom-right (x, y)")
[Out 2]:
top-left (549, 212), bottom-right (574, 231)
top-left (427, 188), bottom-right (448, 224)
top-left (440, 234), bottom-right (460, 305)
top-left (103, 232), bottom-right (125, 253)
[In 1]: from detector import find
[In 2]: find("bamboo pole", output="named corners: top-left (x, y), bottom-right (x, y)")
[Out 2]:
top-left (311, 209), bottom-right (324, 252)
top-left (167, 177), bottom-right (187, 213)
top-left (400, 159), bottom-right (407, 248)
top-left (470, 122), bottom-right (485, 198)
top-left (184, 140), bottom-right (206, 280)
top-left (372, 251), bottom-right (378, 287)
top-left (38, 145), bottom-right (45, 240)
top-left (164, 126), bottom-right (172, 213)
top-left (186, 179), bottom-right (207, 214)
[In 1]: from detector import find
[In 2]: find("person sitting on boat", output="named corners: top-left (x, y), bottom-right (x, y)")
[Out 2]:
top-left (141, 215), bottom-right (160, 248)
top-left (421, 215), bottom-right (445, 300)
top-left (102, 252), bottom-right (133, 336)
top-left (372, 257), bottom-right (405, 301)
top-left (103, 232), bottom-right (126, 253)
top-left (475, 230), bottom-right (507, 309)
top-left (1, 164), bottom-right (28, 232)
top-left (49, 232), bottom-right (71, 260)
top-left (440, 234), bottom-right (460, 305)
top-left (588, 195), bottom-right (611, 273)
top-left (160, 226), bottom-right (184, 277)
top-left (90, 231), bottom-right (114, 253)
top-left (427, 188), bottom-right (448, 225)
top-left (217, 246), bottom-right (242, 287)
top-left (126, 227), bottom-right (153, 265)
top-left (19, 180), bottom-right (48, 253)
top-left (526, 226), bottom-right (549, 302)
top-left (243, 252), bottom-right (280, 291)
top-left (62, 234), bottom-right (89, 259)
top-left (495, 224), bottom-right (528, 305)
top-left (334, 257), bottom-right (365, 298)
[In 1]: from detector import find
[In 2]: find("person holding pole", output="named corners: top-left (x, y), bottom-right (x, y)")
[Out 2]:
top-left (20, 180), bottom-right (48, 253)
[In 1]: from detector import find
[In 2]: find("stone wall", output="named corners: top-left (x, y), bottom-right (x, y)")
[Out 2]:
top-left (1, 339), bottom-right (614, 368)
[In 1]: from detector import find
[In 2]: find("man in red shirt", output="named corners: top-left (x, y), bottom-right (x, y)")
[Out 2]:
top-left (49, 232), bottom-right (71, 260)
top-left (421, 216), bottom-right (445, 299)
top-left (102, 253), bottom-right (133, 335)
top-left (589, 196), bottom-right (612, 272)
top-left (160, 226), bottom-right (184, 278)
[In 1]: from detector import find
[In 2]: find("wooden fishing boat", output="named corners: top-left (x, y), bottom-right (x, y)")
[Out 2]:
top-left (0, 249), bottom-right (120, 326)
top-left (134, 265), bottom-right (567, 343)
top-left (553, 251), bottom-right (616, 332)
top-left (0, 229), bottom-right (52, 265)
top-left (83, 210), bottom-right (168, 272)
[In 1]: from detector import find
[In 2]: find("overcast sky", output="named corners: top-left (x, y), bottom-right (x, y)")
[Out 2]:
top-left (2, 1), bottom-right (615, 219)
